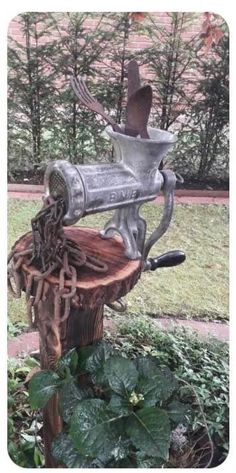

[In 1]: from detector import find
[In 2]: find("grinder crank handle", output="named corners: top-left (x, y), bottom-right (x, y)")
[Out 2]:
top-left (144, 250), bottom-right (186, 272)
top-left (109, 250), bottom-right (186, 312)
top-left (143, 170), bottom-right (184, 260)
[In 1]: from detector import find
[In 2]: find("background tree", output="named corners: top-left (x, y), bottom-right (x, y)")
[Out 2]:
top-left (48, 12), bottom-right (121, 164)
top-left (8, 12), bottom-right (229, 188)
top-left (169, 32), bottom-right (229, 186)
top-left (140, 13), bottom-right (202, 169)
top-left (95, 13), bottom-right (144, 161)
top-left (142, 13), bottom-right (200, 132)
top-left (8, 13), bottom-right (57, 175)
top-left (191, 34), bottom-right (229, 180)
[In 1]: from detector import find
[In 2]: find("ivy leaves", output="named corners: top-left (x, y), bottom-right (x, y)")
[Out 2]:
top-left (28, 341), bottom-right (191, 467)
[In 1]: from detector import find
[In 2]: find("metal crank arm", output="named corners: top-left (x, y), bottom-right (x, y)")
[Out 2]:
top-left (143, 169), bottom-right (177, 260)
top-left (106, 298), bottom-right (127, 313)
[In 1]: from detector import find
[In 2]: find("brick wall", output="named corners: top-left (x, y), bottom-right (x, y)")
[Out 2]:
top-left (8, 12), bottom-right (205, 90)
top-left (8, 12), bottom-right (204, 51)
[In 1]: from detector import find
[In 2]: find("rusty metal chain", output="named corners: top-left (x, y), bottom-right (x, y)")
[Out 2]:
top-left (7, 197), bottom-right (108, 333)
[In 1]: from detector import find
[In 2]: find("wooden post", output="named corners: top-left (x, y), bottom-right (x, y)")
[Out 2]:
top-left (13, 227), bottom-right (142, 468)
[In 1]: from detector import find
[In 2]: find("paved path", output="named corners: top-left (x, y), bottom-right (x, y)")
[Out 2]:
top-left (8, 184), bottom-right (229, 205)
top-left (8, 191), bottom-right (229, 205)
top-left (8, 317), bottom-right (228, 359)
top-left (151, 317), bottom-right (229, 340)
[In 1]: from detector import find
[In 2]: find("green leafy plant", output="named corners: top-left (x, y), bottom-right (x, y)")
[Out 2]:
top-left (8, 12), bottom-right (229, 188)
top-left (8, 357), bottom-right (44, 467)
top-left (168, 32), bottom-right (229, 185)
top-left (8, 13), bottom-right (58, 172)
top-left (10, 324), bottom-right (228, 467)
top-left (7, 318), bottom-right (27, 338)
top-left (28, 343), bottom-right (192, 467)
top-left (142, 13), bottom-right (199, 132)
top-left (187, 35), bottom-right (229, 181)
top-left (108, 317), bottom-right (229, 463)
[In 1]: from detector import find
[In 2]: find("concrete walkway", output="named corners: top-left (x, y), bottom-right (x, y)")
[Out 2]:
top-left (8, 317), bottom-right (228, 359)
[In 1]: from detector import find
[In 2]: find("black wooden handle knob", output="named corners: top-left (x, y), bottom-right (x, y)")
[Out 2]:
top-left (147, 250), bottom-right (186, 271)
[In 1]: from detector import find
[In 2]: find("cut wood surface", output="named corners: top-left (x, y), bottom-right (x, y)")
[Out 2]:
top-left (13, 227), bottom-right (142, 307)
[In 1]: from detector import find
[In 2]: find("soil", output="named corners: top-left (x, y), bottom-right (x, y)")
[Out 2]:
top-left (8, 170), bottom-right (229, 191)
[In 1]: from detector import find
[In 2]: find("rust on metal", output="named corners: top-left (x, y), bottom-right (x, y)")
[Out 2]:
top-left (9, 227), bottom-right (141, 290)
top-left (70, 76), bottom-right (123, 133)
top-left (71, 60), bottom-right (152, 138)
top-left (7, 197), bottom-right (110, 333)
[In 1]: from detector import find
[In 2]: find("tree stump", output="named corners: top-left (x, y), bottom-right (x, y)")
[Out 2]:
top-left (13, 227), bottom-right (142, 467)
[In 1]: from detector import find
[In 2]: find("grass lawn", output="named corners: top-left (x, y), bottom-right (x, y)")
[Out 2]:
top-left (8, 198), bottom-right (229, 324)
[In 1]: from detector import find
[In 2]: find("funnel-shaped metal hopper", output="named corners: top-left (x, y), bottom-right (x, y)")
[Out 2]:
top-left (105, 125), bottom-right (177, 174)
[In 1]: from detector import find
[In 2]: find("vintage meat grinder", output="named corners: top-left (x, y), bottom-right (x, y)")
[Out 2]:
top-left (44, 125), bottom-right (185, 271)
top-left (44, 62), bottom-right (186, 273)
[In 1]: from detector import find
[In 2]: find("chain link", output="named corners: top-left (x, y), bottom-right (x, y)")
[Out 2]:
top-left (7, 196), bottom-right (109, 334)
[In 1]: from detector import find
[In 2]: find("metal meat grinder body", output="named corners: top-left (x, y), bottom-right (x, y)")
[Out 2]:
top-left (44, 125), bottom-right (178, 262)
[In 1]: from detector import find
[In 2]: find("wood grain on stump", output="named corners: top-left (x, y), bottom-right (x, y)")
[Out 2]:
top-left (15, 227), bottom-right (142, 308)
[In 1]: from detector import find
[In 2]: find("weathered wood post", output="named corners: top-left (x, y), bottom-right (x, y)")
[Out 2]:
top-left (11, 226), bottom-right (142, 467)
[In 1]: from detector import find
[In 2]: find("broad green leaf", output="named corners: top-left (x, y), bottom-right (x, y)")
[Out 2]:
top-left (126, 407), bottom-right (171, 459)
top-left (82, 341), bottom-right (115, 386)
top-left (109, 394), bottom-right (132, 416)
top-left (29, 370), bottom-right (62, 409)
top-left (162, 367), bottom-right (179, 391)
top-left (104, 355), bottom-right (138, 396)
top-left (59, 379), bottom-right (92, 423)
top-left (69, 398), bottom-right (123, 457)
top-left (57, 348), bottom-right (78, 376)
top-left (111, 437), bottom-right (131, 461)
top-left (77, 345), bottom-right (96, 371)
top-left (166, 400), bottom-right (191, 424)
top-left (72, 425), bottom-right (130, 467)
top-left (137, 366), bottom-right (177, 406)
top-left (85, 341), bottom-right (114, 375)
top-left (134, 356), bottom-right (157, 377)
top-left (52, 432), bottom-right (91, 468)
top-left (52, 432), bottom-right (120, 469)
top-left (91, 438), bottom-right (130, 468)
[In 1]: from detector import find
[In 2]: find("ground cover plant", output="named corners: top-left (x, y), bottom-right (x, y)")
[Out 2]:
top-left (28, 344), bottom-right (193, 467)
top-left (8, 356), bottom-right (44, 467)
top-left (107, 316), bottom-right (229, 464)
top-left (8, 199), bottom-right (229, 324)
top-left (8, 323), bottom-right (229, 468)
